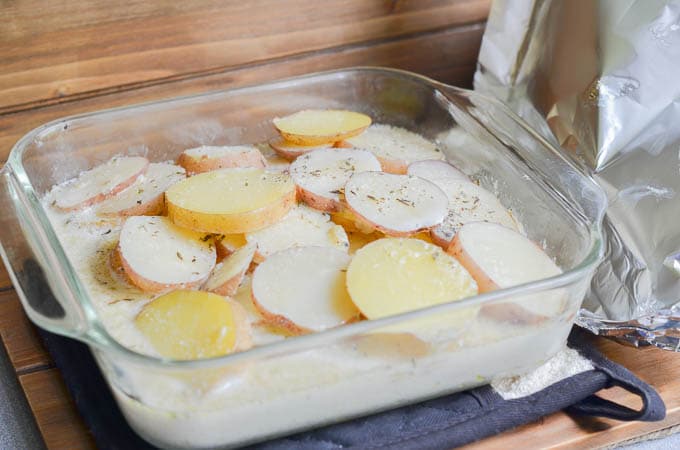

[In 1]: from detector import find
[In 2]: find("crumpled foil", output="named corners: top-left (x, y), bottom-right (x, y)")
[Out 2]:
top-left (474, 0), bottom-right (680, 350)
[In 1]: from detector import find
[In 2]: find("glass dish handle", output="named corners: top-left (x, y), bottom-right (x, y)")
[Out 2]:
top-left (0, 168), bottom-right (92, 339)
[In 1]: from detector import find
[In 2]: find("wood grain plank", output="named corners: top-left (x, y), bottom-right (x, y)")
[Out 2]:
top-left (0, 23), bottom-right (485, 162)
top-left (0, 0), bottom-right (490, 112)
top-left (0, 257), bottom-right (12, 290)
top-left (19, 368), bottom-right (96, 450)
top-left (0, 289), bottom-right (52, 373)
top-left (463, 338), bottom-right (680, 449)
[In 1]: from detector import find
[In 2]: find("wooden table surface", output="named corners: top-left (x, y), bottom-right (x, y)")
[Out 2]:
top-left (1, 1), bottom-right (679, 448)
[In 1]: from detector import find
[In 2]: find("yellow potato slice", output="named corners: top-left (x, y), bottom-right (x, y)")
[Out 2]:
top-left (268, 138), bottom-right (333, 161)
top-left (135, 290), bottom-right (252, 360)
top-left (346, 238), bottom-right (478, 319)
top-left (165, 168), bottom-right (296, 234)
top-left (273, 110), bottom-right (372, 146)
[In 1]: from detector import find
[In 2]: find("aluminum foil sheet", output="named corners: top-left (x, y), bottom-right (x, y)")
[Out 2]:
top-left (474, 0), bottom-right (680, 350)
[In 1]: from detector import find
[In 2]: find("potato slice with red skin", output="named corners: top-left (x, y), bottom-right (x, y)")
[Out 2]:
top-left (429, 181), bottom-right (517, 248)
top-left (204, 243), bottom-right (256, 297)
top-left (346, 238), bottom-right (478, 319)
top-left (290, 148), bottom-right (381, 212)
top-left (97, 163), bottom-right (186, 217)
top-left (448, 222), bottom-right (564, 322)
top-left (344, 172), bottom-right (448, 237)
top-left (251, 246), bottom-right (359, 335)
top-left (165, 168), bottom-right (296, 234)
top-left (245, 205), bottom-right (349, 263)
top-left (135, 290), bottom-right (251, 360)
top-left (448, 222), bottom-right (561, 292)
top-left (345, 124), bottom-right (444, 174)
top-left (53, 156), bottom-right (149, 211)
top-left (407, 160), bottom-right (469, 184)
top-left (273, 110), bottom-right (371, 146)
top-left (118, 216), bottom-right (216, 292)
top-left (268, 138), bottom-right (333, 161)
top-left (178, 145), bottom-right (266, 175)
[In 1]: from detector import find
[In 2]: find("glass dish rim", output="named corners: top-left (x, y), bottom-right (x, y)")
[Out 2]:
top-left (3, 66), bottom-right (605, 370)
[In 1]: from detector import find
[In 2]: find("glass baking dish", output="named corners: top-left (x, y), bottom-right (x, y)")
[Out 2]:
top-left (0, 68), bottom-right (606, 449)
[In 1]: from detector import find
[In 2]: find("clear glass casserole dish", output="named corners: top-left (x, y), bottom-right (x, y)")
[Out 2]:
top-left (0, 68), bottom-right (606, 449)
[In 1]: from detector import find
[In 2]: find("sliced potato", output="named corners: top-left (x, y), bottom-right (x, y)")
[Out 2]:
top-left (204, 243), bottom-right (256, 296)
top-left (97, 163), bottom-right (186, 216)
top-left (430, 180), bottom-right (517, 248)
top-left (345, 124), bottom-right (443, 174)
top-left (290, 148), bottom-right (381, 212)
top-left (448, 222), bottom-right (562, 291)
top-left (256, 142), bottom-right (291, 172)
top-left (344, 172), bottom-right (448, 237)
top-left (347, 230), bottom-right (381, 254)
top-left (273, 109), bottom-right (371, 146)
top-left (135, 290), bottom-right (252, 360)
top-left (330, 208), bottom-right (376, 234)
top-left (251, 246), bottom-right (359, 334)
top-left (165, 168), bottom-right (296, 234)
top-left (269, 138), bottom-right (333, 161)
top-left (245, 204), bottom-right (349, 263)
top-left (346, 238), bottom-right (478, 319)
top-left (448, 222), bottom-right (564, 321)
top-left (178, 145), bottom-right (266, 175)
top-left (118, 216), bottom-right (216, 292)
top-left (407, 160), bottom-right (469, 184)
top-left (54, 156), bottom-right (149, 210)
top-left (352, 332), bottom-right (430, 360)
top-left (215, 233), bottom-right (247, 259)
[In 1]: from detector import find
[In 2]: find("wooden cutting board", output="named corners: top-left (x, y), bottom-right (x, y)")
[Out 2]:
top-left (1, 1), bottom-right (679, 448)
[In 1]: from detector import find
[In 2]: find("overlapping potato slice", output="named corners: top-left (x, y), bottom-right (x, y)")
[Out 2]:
top-left (97, 163), bottom-right (186, 216)
top-left (344, 172), bottom-right (448, 237)
top-left (290, 148), bottom-right (381, 212)
top-left (204, 242), bottom-right (256, 296)
top-left (269, 138), bottom-right (333, 161)
top-left (118, 216), bottom-right (216, 292)
top-left (251, 246), bottom-right (359, 334)
top-left (53, 156), bottom-right (149, 210)
top-left (215, 233), bottom-right (247, 259)
top-left (345, 124), bottom-right (444, 174)
top-left (256, 142), bottom-right (290, 172)
top-left (245, 205), bottom-right (349, 263)
top-left (448, 222), bottom-right (564, 321)
top-left (407, 160), bottom-right (469, 184)
top-left (178, 145), bottom-right (266, 175)
top-left (330, 208), bottom-right (376, 234)
top-left (165, 168), bottom-right (296, 234)
top-left (429, 180), bottom-right (517, 248)
top-left (273, 109), bottom-right (371, 145)
top-left (346, 238), bottom-right (478, 319)
top-left (448, 222), bottom-right (562, 292)
top-left (135, 290), bottom-right (252, 360)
